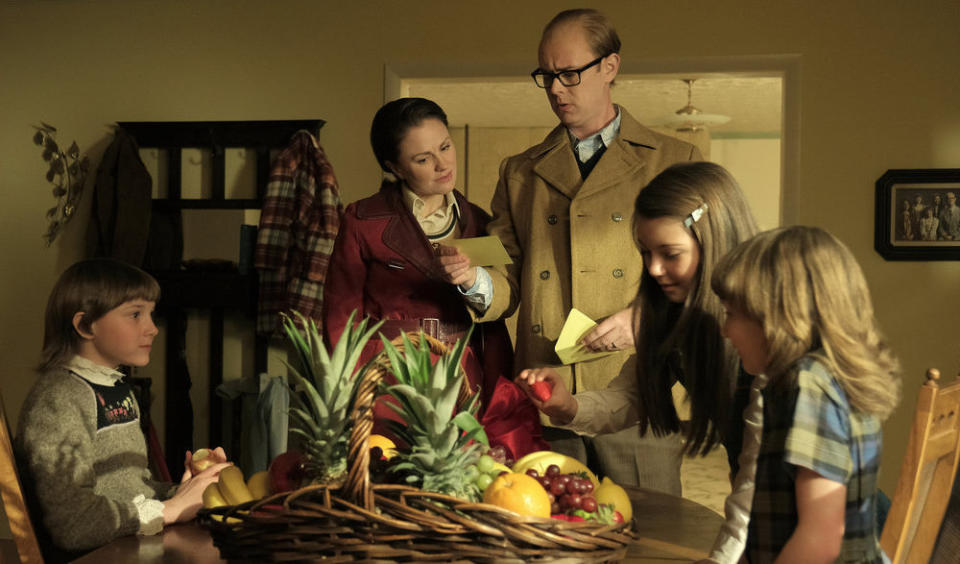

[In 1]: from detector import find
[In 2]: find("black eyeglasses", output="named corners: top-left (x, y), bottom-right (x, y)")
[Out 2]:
top-left (531, 56), bottom-right (605, 88)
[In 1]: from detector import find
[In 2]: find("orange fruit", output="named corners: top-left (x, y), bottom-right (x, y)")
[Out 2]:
top-left (483, 472), bottom-right (551, 518)
top-left (368, 434), bottom-right (398, 459)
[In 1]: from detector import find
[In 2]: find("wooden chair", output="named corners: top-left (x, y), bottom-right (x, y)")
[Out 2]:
top-left (0, 391), bottom-right (44, 563)
top-left (881, 368), bottom-right (960, 564)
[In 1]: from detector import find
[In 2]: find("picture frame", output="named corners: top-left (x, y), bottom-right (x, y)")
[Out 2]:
top-left (874, 168), bottom-right (960, 261)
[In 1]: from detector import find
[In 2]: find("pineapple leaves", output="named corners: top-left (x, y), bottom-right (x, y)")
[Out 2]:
top-left (453, 412), bottom-right (489, 446)
top-left (279, 309), bottom-right (382, 485)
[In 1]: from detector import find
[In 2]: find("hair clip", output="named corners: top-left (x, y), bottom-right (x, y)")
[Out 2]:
top-left (683, 202), bottom-right (709, 228)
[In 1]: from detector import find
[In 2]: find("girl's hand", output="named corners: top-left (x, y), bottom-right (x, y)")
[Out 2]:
top-left (163, 461), bottom-right (232, 524)
top-left (434, 244), bottom-right (478, 290)
top-left (515, 367), bottom-right (578, 425)
top-left (581, 307), bottom-right (635, 352)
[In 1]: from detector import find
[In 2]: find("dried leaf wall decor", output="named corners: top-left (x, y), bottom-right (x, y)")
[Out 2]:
top-left (32, 122), bottom-right (89, 245)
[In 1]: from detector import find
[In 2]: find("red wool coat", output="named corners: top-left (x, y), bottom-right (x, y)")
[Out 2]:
top-left (323, 182), bottom-right (547, 461)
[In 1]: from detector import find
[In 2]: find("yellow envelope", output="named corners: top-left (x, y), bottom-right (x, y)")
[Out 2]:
top-left (449, 236), bottom-right (513, 267)
top-left (554, 308), bottom-right (615, 365)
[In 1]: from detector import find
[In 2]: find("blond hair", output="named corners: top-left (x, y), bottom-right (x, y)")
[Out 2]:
top-left (40, 258), bottom-right (160, 372)
top-left (541, 9), bottom-right (621, 58)
top-left (632, 162), bottom-right (759, 455)
top-left (711, 226), bottom-right (901, 419)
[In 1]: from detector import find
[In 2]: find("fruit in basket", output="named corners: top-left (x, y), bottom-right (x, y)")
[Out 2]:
top-left (218, 466), bottom-right (255, 505)
top-left (368, 434), bottom-right (398, 459)
top-left (202, 482), bottom-right (229, 509)
top-left (268, 450), bottom-right (306, 494)
top-left (511, 450), bottom-right (599, 487)
top-left (594, 477), bottom-right (632, 522)
top-left (247, 470), bottom-right (271, 499)
top-left (378, 329), bottom-right (488, 501)
top-left (483, 472), bottom-right (551, 518)
top-left (282, 311), bottom-right (383, 485)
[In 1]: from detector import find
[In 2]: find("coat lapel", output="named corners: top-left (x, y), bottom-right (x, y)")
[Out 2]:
top-left (532, 126), bottom-right (582, 200)
top-left (576, 108), bottom-right (661, 199)
top-left (378, 186), bottom-right (439, 279)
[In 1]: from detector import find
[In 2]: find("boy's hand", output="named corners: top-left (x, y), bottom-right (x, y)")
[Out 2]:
top-left (163, 461), bottom-right (232, 524)
top-left (182, 446), bottom-right (228, 481)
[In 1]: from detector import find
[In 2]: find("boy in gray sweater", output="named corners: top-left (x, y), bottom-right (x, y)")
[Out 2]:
top-left (15, 259), bottom-right (229, 558)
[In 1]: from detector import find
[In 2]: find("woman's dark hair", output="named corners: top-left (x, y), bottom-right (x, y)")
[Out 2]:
top-left (631, 162), bottom-right (758, 457)
top-left (40, 258), bottom-right (160, 372)
top-left (369, 97), bottom-right (449, 173)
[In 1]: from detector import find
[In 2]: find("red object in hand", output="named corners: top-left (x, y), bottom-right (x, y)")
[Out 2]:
top-left (531, 381), bottom-right (553, 402)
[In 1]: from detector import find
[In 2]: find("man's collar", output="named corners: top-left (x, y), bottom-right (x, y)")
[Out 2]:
top-left (65, 355), bottom-right (125, 386)
top-left (568, 106), bottom-right (622, 146)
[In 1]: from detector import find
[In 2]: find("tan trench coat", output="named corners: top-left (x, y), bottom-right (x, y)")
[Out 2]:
top-left (477, 107), bottom-right (702, 398)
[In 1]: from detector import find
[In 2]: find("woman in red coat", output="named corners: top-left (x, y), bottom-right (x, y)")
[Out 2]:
top-left (323, 98), bottom-right (547, 461)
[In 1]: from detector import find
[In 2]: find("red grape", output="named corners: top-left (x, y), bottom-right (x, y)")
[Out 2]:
top-left (550, 481), bottom-right (566, 497)
top-left (525, 468), bottom-right (539, 478)
top-left (539, 477), bottom-right (552, 489)
top-left (546, 464), bottom-right (561, 478)
top-left (582, 480), bottom-right (594, 494)
top-left (565, 480), bottom-right (579, 495)
top-left (569, 494), bottom-right (582, 509)
top-left (581, 496), bottom-right (597, 513)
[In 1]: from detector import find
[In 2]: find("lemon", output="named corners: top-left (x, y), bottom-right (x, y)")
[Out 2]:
top-left (594, 476), bottom-right (632, 521)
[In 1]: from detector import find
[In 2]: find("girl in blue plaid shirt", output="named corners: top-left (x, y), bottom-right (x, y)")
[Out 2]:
top-left (712, 226), bottom-right (901, 563)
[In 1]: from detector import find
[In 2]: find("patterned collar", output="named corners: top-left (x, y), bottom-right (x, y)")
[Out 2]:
top-left (65, 355), bottom-right (125, 386)
top-left (568, 106), bottom-right (622, 163)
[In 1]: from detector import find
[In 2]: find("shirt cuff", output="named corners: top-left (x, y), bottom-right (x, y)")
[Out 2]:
top-left (459, 266), bottom-right (493, 312)
top-left (134, 494), bottom-right (165, 536)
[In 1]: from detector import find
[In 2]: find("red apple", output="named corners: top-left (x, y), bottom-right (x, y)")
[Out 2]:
top-left (268, 450), bottom-right (306, 494)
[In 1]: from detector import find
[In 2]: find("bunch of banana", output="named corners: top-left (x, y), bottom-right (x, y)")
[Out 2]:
top-left (511, 450), bottom-right (600, 487)
top-left (203, 466), bottom-right (272, 510)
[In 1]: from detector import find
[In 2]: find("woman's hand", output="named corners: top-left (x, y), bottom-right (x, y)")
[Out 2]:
top-left (162, 461), bottom-right (232, 525)
top-left (515, 367), bottom-right (578, 425)
top-left (581, 307), bottom-right (635, 352)
top-left (434, 244), bottom-right (478, 290)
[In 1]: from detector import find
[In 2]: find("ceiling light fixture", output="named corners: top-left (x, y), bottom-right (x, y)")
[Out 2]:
top-left (666, 78), bottom-right (731, 132)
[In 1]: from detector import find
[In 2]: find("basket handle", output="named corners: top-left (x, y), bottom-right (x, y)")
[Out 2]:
top-left (341, 332), bottom-right (475, 509)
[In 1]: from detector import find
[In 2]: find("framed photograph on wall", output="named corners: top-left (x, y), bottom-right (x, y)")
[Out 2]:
top-left (875, 168), bottom-right (960, 260)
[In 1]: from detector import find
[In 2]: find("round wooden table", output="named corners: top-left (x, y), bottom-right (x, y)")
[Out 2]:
top-left (73, 486), bottom-right (723, 563)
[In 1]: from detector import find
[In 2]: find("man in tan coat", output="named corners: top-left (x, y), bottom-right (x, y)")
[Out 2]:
top-left (447, 9), bottom-right (702, 493)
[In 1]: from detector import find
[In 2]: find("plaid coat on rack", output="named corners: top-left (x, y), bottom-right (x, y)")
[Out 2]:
top-left (254, 131), bottom-right (342, 335)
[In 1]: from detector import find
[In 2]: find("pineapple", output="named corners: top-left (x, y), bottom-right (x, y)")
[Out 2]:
top-left (281, 310), bottom-right (382, 486)
top-left (378, 328), bottom-right (489, 501)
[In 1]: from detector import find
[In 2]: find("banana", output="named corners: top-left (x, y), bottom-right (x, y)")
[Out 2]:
top-left (512, 450), bottom-right (600, 486)
top-left (247, 470), bottom-right (271, 499)
top-left (202, 482), bottom-right (228, 509)
top-left (218, 465), bottom-right (255, 505)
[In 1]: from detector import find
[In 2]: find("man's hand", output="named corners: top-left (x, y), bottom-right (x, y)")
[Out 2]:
top-left (435, 244), bottom-right (477, 290)
top-left (581, 307), bottom-right (635, 352)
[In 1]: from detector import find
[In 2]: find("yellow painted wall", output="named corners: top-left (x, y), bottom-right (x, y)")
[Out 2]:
top-left (1, 0), bottom-right (959, 534)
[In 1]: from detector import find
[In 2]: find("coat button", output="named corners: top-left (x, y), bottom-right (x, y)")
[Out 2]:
top-left (540, 270), bottom-right (550, 280)
top-left (612, 268), bottom-right (624, 278)
top-left (547, 214), bottom-right (558, 225)
top-left (532, 324), bottom-right (541, 334)
top-left (611, 212), bottom-right (623, 222)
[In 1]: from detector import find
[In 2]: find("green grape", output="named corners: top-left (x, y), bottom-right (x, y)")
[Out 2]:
top-left (464, 464), bottom-right (479, 482)
top-left (477, 454), bottom-right (495, 474)
top-left (475, 473), bottom-right (494, 492)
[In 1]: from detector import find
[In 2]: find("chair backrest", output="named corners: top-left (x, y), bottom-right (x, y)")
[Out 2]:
top-left (0, 391), bottom-right (44, 563)
top-left (881, 368), bottom-right (960, 564)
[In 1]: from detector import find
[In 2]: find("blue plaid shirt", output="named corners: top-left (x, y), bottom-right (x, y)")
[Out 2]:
top-left (747, 354), bottom-right (885, 563)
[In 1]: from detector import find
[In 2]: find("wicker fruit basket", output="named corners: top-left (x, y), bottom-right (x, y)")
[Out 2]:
top-left (198, 334), bottom-right (634, 562)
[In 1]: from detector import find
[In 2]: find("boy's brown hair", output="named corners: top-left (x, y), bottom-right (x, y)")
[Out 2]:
top-left (40, 258), bottom-right (159, 372)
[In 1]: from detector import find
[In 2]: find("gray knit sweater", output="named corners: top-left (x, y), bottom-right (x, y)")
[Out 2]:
top-left (15, 357), bottom-right (174, 551)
